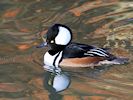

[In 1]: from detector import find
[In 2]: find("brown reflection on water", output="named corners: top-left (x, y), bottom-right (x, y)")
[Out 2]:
top-left (0, 0), bottom-right (133, 100)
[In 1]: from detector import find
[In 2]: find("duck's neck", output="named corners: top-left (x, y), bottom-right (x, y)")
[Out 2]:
top-left (44, 45), bottom-right (66, 67)
top-left (48, 49), bottom-right (61, 55)
top-left (48, 45), bottom-right (66, 55)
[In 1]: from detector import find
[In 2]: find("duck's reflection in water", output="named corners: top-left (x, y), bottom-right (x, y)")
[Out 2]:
top-left (43, 65), bottom-right (71, 100)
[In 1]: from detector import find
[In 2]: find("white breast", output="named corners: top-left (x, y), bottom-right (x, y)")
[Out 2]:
top-left (44, 51), bottom-right (63, 67)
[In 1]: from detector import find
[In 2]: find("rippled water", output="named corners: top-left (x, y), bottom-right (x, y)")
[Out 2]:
top-left (0, 0), bottom-right (133, 100)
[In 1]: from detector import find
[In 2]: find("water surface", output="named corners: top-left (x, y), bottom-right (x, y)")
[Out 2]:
top-left (0, 0), bottom-right (133, 100)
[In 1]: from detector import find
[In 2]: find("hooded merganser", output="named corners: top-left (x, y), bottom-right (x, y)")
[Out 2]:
top-left (38, 24), bottom-right (128, 68)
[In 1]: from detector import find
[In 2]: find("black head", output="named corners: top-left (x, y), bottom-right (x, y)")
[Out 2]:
top-left (45, 24), bottom-right (72, 51)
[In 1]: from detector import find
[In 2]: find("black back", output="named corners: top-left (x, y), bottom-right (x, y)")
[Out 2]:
top-left (63, 42), bottom-right (94, 58)
top-left (63, 42), bottom-right (116, 61)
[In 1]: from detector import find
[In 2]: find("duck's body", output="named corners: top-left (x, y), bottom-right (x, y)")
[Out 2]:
top-left (60, 42), bottom-right (112, 67)
top-left (40, 24), bottom-right (128, 69)
top-left (44, 42), bottom-right (126, 68)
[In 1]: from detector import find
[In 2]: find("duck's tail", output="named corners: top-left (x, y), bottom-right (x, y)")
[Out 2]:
top-left (98, 57), bottom-right (129, 65)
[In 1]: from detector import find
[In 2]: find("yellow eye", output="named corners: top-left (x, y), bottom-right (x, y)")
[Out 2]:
top-left (50, 40), bottom-right (54, 43)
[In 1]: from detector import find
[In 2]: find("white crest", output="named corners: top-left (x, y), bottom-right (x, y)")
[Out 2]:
top-left (55, 26), bottom-right (71, 45)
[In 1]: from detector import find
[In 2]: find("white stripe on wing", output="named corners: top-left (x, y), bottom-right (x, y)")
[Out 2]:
top-left (87, 51), bottom-right (106, 57)
top-left (90, 49), bottom-right (109, 57)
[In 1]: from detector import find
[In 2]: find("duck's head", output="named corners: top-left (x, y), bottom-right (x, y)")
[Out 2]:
top-left (38, 24), bottom-right (72, 50)
top-left (46, 24), bottom-right (72, 50)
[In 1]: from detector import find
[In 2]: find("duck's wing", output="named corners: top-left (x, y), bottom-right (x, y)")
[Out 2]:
top-left (63, 42), bottom-right (115, 59)
top-left (63, 42), bottom-right (129, 65)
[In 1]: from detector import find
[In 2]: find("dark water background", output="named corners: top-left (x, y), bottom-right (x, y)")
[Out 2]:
top-left (0, 0), bottom-right (133, 100)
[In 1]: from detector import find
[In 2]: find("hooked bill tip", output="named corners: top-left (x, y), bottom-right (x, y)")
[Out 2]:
top-left (36, 42), bottom-right (47, 48)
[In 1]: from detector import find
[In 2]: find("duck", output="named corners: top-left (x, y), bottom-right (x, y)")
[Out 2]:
top-left (38, 24), bottom-right (128, 69)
